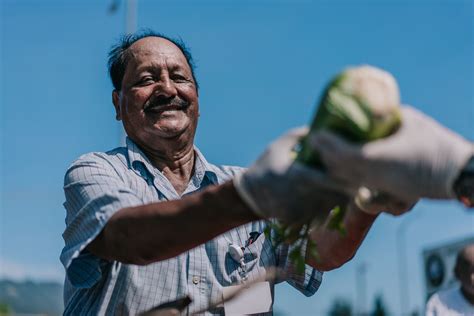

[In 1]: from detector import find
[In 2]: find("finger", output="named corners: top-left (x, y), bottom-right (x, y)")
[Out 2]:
top-left (286, 126), bottom-right (310, 138)
top-left (356, 188), bottom-right (419, 216)
top-left (401, 105), bottom-right (435, 125)
top-left (270, 126), bottom-right (309, 151)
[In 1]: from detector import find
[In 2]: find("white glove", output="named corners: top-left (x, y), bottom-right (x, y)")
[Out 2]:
top-left (233, 127), bottom-right (354, 224)
top-left (309, 106), bottom-right (474, 201)
top-left (354, 187), bottom-right (418, 216)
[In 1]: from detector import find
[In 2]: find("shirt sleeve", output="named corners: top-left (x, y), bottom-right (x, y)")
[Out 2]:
top-left (60, 153), bottom-right (143, 289)
top-left (275, 235), bottom-right (323, 297)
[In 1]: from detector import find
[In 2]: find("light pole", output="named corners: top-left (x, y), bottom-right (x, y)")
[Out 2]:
top-left (356, 262), bottom-right (368, 316)
top-left (109, 0), bottom-right (138, 145)
top-left (109, 0), bottom-right (138, 34)
top-left (396, 212), bottom-right (421, 316)
top-left (125, 0), bottom-right (137, 35)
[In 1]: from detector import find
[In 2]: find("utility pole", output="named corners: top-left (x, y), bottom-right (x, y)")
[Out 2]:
top-left (356, 262), bottom-right (368, 316)
top-left (109, 0), bottom-right (138, 34)
top-left (125, 0), bottom-right (137, 35)
top-left (109, 0), bottom-right (138, 144)
top-left (396, 213), bottom-right (421, 316)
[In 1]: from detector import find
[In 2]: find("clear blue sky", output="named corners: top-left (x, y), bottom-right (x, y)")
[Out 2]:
top-left (1, 0), bottom-right (473, 315)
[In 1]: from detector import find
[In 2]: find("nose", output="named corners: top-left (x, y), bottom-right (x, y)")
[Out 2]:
top-left (154, 73), bottom-right (178, 98)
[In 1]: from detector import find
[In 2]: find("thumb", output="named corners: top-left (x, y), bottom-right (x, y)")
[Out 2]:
top-left (271, 126), bottom-right (309, 151)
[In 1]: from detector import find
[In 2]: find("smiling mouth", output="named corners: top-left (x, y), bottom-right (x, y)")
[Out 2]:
top-left (143, 96), bottom-right (190, 114)
top-left (144, 104), bottom-right (184, 114)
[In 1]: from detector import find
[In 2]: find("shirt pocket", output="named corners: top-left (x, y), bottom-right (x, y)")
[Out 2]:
top-left (243, 233), bottom-right (277, 281)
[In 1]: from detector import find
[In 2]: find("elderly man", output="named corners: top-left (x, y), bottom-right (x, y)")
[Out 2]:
top-left (60, 30), bottom-right (471, 315)
top-left (60, 30), bottom-right (394, 315)
top-left (426, 244), bottom-right (474, 315)
top-left (59, 31), bottom-right (366, 315)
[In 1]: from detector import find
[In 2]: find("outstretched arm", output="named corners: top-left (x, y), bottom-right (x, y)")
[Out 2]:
top-left (87, 181), bottom-right (257, 264)
top-left (81, 128), bottom-right (352, 265)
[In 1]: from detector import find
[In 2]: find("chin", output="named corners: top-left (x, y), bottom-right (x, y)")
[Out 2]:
top-left (150, 123), bottom-right (193, 140)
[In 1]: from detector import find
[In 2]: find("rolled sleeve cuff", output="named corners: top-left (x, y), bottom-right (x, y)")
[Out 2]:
top-left (287, 266), bottom-right (323, 297)
top-left (60, 190), bottom-right (142, 288)
top-left (277, 236), bottom-right (323, 297)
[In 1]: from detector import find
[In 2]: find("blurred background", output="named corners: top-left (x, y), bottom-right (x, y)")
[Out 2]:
top-left (0, 0), bottom-right (472, 315)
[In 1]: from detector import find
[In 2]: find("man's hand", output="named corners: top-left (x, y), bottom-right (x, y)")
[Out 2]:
top-left (233, 127), bottom-right (354, 224)
top-left (309, 106), bottom-right (473, 202)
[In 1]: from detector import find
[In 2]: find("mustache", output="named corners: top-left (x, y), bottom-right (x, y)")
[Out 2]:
top-left (143, 96), bottom-right (190, 112)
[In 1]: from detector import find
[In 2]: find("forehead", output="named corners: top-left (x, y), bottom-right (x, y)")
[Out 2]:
top-left (127, 36), bottom-right (189, 70)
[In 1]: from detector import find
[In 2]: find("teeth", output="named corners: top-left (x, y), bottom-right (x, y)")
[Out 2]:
top-left (146, 106), bottom-right (179, 112)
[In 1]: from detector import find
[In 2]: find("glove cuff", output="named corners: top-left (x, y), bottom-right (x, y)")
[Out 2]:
top-left (233, 172), bottom-right (265, 218)
top-left (444, 139), bottom-right (474, 198)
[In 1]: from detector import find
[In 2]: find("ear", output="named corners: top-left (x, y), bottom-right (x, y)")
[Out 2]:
top-left (112, 90), bottom-right (122, 121)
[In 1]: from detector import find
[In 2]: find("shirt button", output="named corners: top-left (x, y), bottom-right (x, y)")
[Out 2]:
top-left (192, 276), bottom-right (200, 284)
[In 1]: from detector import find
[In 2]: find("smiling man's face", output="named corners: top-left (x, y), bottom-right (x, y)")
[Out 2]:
top-left (113, 36), bottom-right (199, 150)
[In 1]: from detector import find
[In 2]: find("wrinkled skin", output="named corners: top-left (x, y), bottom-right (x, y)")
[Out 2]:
top-left (112, 37), bottom-right (199, 161)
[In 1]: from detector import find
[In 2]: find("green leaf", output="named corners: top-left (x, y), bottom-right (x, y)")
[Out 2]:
top-left (308, 244), bottom-right (320, 261)
top-left (289, 246), bottom-right (301, 261)
top-left (296, 256), bottom-right (306, 274)
top-left (327, 205), bottom-right (347, 235)
top-left (263, 226), bottom-right (272, 238)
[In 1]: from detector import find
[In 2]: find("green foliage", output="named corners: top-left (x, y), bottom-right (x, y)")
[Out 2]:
top-left (371, 294), bottom-right (388, 316)
top-left (0, 302), bottom-right (11, 315)
top-left (327, 206), bottom-right (347, 235)
top-left (328, 298), bottom-right (352, 316)
top-left (265, 222), bottom-right (315, 274)
top-left (0, 280), bottom-right (63, 315)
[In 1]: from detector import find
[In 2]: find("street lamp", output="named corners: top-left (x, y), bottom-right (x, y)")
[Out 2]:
top-left (109, 0), bottom-right (138, 34)
top-left (356, 262), bottom-right (368, 316)
top-left (109, 0), bottom-right (138, 145)
top-left (396, 212), bottom-right (422, 316)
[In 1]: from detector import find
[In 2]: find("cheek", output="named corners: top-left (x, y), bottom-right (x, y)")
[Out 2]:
top-left (125, 88), bottom-right (153, 111)
top-left (189, 104), bottom-right (200, 123)
top-left (180, 84), bottom-right (198, 101)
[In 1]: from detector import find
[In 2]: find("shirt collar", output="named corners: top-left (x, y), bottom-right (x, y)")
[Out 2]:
top-left (193, 146), bottom-right (219, 186)
top-left (125, 137), bottom-right (219, 186)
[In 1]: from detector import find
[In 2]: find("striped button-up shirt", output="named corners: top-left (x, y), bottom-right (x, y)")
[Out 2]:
top-left (60, 137), bottom-right (322, 315)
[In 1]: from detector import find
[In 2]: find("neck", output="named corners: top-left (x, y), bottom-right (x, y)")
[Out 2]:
top-left (135, 138), bottom-right (196, 195)
top-left (460, 286), bottom-right (474, 305)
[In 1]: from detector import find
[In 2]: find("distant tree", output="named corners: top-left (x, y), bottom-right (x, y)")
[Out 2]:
top-left (371, 294), bottom-right (388, 316)
top-left (0, 302), bottom-right (11, 315)
top-left (328, 298), bottom-right (353, 316)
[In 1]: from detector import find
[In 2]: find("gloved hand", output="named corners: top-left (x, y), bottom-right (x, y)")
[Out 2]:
top-left (308, 106), bottom-right (474, 202)
top-left (233, 127), bottom-right (354, 224)
top-left (353, 187), bottom-right (418, 216)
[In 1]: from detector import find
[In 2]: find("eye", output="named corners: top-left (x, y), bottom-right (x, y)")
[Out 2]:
top-left (171, 74), bottom-right (189, 83)
top-left (137, 76), bottom-right (155, 86)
